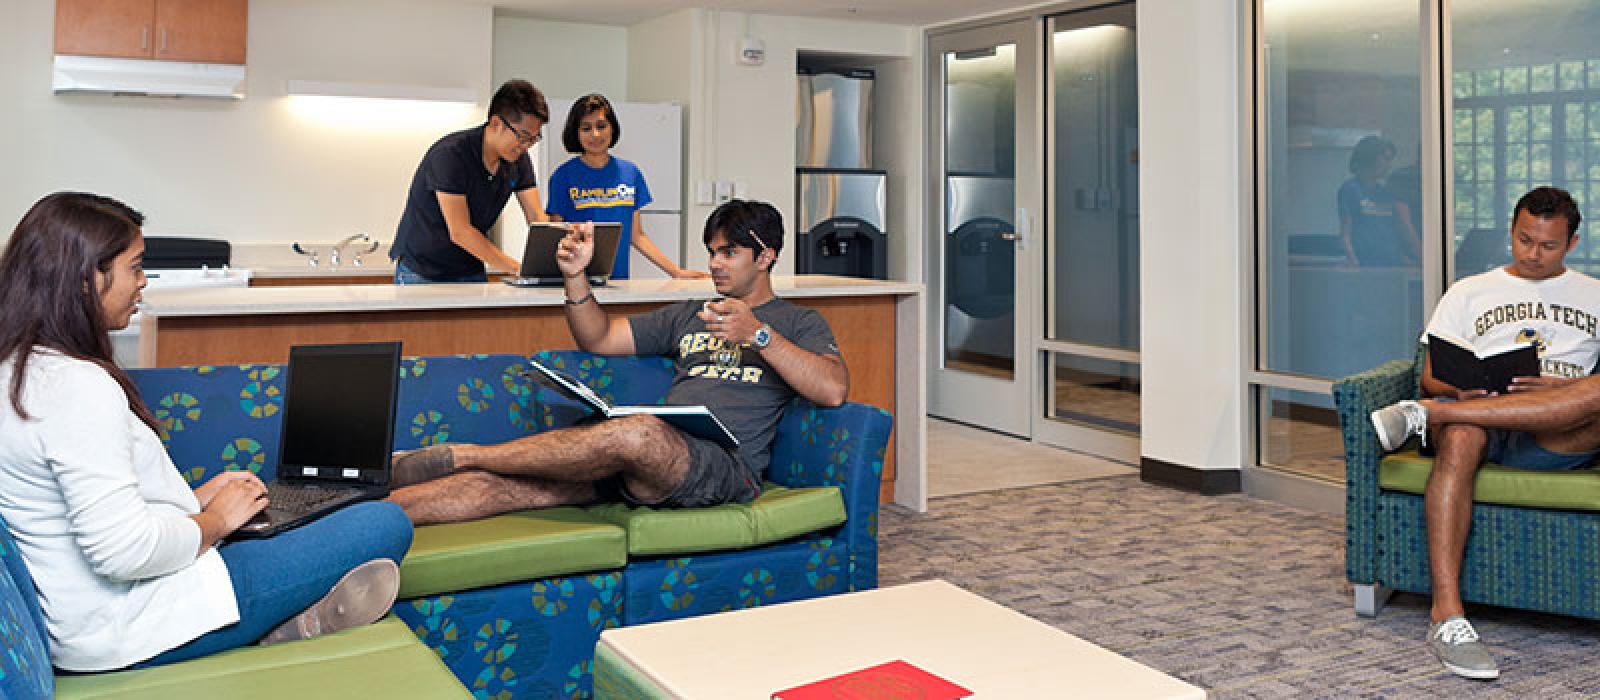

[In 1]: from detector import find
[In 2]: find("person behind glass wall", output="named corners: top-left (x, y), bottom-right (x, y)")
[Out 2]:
top-left (1338, 135), bottom-right (1422, 267)
top-left (390, 79), bottom-right (551, 284)
top-left (544, 93), bottom-right (709, 280)
top-left (0, 192), bottom-right (413, 671)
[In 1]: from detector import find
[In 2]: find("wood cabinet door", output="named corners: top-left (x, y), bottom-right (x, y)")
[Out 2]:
top-left (154, 0), bottom-right (246, 64)
top-left (55, 0), bottom-right (157, 59)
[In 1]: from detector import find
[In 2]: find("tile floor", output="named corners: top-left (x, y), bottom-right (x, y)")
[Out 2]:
top-left (926, 417), bottom-right (1136, 498)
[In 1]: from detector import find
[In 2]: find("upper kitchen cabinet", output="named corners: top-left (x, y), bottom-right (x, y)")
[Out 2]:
top-left (55, 0), bottom-right (247, 64)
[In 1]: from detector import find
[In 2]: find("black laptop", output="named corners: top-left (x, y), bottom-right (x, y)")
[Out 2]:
top-left (231, 342), bottom-right (401, 539)
top-left (503, 222), bottom-right (623, 287)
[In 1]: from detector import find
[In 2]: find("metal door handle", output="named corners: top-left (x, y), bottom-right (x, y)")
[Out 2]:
top-left (1014, 207), bottom-right (1031, 249)
top-left (141, 26), bottom-right (149, 50)
top-left (159, 27), bottom-right (168, 52)
top-left (999, 232), bottom-right (1019, 241)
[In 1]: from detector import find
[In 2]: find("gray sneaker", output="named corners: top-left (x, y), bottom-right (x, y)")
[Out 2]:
top-left (1428, 616), bottom-right (1499, 680)
top-left (260, 558), bottom-right (400, 646)
top-left (1370, 400), bottom-right (1428, 452)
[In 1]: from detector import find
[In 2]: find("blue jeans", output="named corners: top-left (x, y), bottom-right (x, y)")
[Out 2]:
top-left (137, 501), bottom-right (413, 667)
top-left (393, 259), bottom-right (487, 285)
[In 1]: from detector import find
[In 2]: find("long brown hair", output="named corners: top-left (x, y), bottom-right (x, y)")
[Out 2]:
top-left (0, 192), bottom-right (160, 432)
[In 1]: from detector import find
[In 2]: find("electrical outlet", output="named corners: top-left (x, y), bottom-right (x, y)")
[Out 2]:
top-left (714, 181), bottom-right (734, 203)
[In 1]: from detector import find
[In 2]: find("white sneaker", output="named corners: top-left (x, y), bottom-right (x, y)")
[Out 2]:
top-left (1370, 400), bottom-right (1428, 452)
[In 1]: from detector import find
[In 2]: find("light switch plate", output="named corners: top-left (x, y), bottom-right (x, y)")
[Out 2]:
top-left (694, 181), bottom-right (715, 205)
top-left (714, 181), bottom-right (734, 203)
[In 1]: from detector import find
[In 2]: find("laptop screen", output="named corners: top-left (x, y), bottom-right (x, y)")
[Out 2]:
top-left (518, 222), bottom-right (623, 280)
top-left (277, 342), bottom-right (401, 484)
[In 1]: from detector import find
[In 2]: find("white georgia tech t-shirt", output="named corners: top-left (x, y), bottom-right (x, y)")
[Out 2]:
top-left (1423, 267), bottom-right (1600, 378)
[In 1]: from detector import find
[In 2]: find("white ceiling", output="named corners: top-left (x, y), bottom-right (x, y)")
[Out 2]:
top-left (471, 0), bottom-right (1044, 28)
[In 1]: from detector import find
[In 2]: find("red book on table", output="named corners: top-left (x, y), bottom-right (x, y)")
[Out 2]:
top-left (772, 660), bottom-right (973, 699)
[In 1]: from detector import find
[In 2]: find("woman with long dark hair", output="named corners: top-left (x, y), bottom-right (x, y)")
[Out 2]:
top-left (0, 192), bottom-right (413, 671)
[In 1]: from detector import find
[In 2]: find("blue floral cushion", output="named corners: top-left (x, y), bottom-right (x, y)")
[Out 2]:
top-left (0, 516), bottom-right (52, 700)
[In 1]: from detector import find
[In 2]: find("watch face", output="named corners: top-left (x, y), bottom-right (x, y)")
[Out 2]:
top-left (754, 327), bottom-right (771, 348)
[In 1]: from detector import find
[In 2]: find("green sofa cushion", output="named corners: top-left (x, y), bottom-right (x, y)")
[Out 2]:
top-left (399, 507), bottom-right (626, 599)
top-left (585, 484), bottom-right (846, 557)
top-left (55, 617), bottom-right (467, 700)
top-left (1380, 450), bottom-right (1600, 511)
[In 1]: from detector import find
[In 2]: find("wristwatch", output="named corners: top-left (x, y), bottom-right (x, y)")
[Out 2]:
top-left (751, 324), bottom-right (773, 350)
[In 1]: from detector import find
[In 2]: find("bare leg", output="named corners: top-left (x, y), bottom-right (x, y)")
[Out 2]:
top-left (1423, 376), bottom-right (1600, 453)
top-left (388, 470), bottom-right (597, 525)
top-left (435, 415), bottom-right (690, 504)
top-left (1424, 423), bottom-right (1488, 623)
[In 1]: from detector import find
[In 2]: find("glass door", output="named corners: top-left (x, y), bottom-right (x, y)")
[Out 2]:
top-left (928, 20), bottom-right (1040, 437)
top-left (1035, 4), bottom-right (1141, 461)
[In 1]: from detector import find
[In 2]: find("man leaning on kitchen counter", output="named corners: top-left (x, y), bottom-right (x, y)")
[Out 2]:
top-left (389, 79), bottom-right (550, 284)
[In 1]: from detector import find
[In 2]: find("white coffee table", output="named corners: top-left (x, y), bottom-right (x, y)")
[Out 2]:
top-left (594, 579), bottom-right (1206, 699)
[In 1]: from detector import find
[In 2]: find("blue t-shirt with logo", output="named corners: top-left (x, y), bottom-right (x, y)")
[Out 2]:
top-left (546, 156), bottom-right (653, 279)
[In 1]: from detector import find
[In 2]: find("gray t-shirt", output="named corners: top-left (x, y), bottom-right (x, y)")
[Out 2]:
top-left (629, 297), bottom-right (841, 477)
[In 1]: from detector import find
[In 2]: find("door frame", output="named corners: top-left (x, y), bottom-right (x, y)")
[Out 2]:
top-left (926, 19), bottom-right (1043, 438)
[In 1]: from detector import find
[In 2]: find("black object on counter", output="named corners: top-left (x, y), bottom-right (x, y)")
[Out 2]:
top-left (143, 237), bottom-right (231, 269)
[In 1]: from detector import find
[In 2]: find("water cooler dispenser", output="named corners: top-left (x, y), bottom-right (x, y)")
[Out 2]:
top-left (795, 169), bottom-right (887, 279)
top-left (795, 68), bottom-right (888, 279)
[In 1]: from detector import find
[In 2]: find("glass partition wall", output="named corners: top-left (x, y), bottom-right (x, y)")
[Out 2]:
top-left (1252, 0), bottom-right (1600, 481)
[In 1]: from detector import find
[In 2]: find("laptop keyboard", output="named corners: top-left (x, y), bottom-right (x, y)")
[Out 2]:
top-left (265, 482), bottom-right (359, 513)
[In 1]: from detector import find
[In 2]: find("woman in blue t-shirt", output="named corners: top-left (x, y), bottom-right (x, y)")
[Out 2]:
top-left (545, 94), bottom-right (708, 280)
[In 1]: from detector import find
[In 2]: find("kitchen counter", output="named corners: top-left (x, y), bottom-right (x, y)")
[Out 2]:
top-left (138, 275), bottom-right (928, 509)
top-left (141, 276), bottom-right (921, 316)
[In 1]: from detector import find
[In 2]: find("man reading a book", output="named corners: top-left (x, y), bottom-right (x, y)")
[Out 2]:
top-left (385, 199), bottom-right (849, 525)
top-left (1369, 186), bottom-right (1600, 680)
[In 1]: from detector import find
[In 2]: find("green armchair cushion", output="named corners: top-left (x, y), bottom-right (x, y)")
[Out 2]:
top-left (54, 617), bottom-right (467, 700)
top-left (399, 507), bottom-right (627, 599)
top-left (1380, 450), bottom-right (1600, 511)
top-left (585, 484), bottom-right (847, 557)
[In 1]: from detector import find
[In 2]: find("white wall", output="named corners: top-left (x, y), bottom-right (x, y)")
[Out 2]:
top-left (1137, 0), bottom-right (1247, 472)
top-left (628, 10), bottom-right (918, 275)
top-left (4, 0), bottom-right (492, 246)
top-left (494, 15), bottom-right (628, 103)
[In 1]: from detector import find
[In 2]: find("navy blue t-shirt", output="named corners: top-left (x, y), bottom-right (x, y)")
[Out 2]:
top-left (1337, 178), bottom-right (1412, 267)
top-left (391, 125), bottom-right (536, 279)
top-left (545, 156), bottom-right (652, 280)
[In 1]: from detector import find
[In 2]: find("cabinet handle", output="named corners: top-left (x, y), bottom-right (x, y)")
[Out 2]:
top-left (159, 27), bottom-right (168, 52)
top-left (141, 26), bottom-right (149, 50)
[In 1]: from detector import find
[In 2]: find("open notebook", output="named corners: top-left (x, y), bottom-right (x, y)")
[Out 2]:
top-left (527, 358), bottom-right (739, 449)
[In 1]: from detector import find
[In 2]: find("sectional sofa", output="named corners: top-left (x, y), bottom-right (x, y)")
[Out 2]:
top-left (0, 350), bottom-right (891, 699)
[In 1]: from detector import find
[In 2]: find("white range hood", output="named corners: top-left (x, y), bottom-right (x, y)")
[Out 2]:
top-left (53, 55), bottom-right (245, 99)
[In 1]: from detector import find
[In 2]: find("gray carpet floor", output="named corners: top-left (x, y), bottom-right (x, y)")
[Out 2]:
top-left (876, 474), bottom-right (1600, 698)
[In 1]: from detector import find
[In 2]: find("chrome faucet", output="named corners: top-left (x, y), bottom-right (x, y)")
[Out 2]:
top-left (291, 242), bottom-right (319, 268)
top-left (331, 233), bottom-right (379, 268)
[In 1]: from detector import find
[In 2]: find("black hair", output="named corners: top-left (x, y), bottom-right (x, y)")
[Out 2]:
top-left (1348, 135), bottom-right (1396, 175)
top-left (1513, 186), bottom-right (1582, 239)
top-left (703, 200), bottom-right (784, 262)
top-left (487, 79), bottom-right (548, 125)
top-left (562, 94), bottom-right (621, 155)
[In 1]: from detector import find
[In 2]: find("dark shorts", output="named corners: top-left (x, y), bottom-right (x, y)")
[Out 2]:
top-left (602, 430), bottom-right (761, 508)
top-left (1486, 429), bottom-right (1598, 471)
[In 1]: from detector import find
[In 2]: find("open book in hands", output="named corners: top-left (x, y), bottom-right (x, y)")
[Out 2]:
top-left (1426, 331), bottom-right (1540, 394)
top-left (526, 359), bottom-right (740, 449)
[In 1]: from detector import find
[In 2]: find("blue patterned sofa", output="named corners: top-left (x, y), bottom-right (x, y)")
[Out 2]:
top-left (1333, 352), bottom-right (1600, 621)
top-left (100, 350), bottom-right (891, 699)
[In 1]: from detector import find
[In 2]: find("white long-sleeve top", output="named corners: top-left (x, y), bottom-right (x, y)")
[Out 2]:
top-left (0, 349), bottom-right (238, 671)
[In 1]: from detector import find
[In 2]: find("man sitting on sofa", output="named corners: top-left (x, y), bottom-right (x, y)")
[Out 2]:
top-left (1369, 186), bottom-right (1600, 680)
top-left (387, 199), bottom-right (849, 525)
